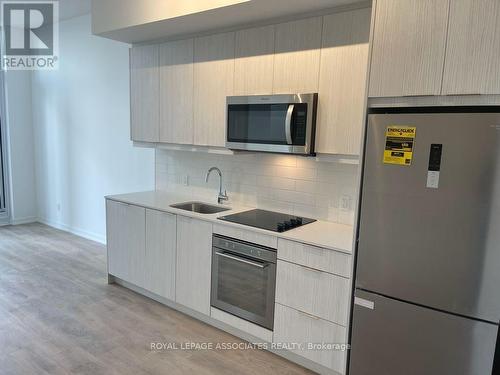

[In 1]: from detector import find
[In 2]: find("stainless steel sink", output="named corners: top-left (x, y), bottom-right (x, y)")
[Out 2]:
top-left (170, 201), bottom-right (231, 214)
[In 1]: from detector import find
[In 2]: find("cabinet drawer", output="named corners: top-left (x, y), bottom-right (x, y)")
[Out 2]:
top-left (213, 223), bottom-right (277, 248)
top-left (276, 260), bottom-right (350, 325)
top-left (273, 303), bottom-right (347, 373)
top-left (278, 239), bottom-right (352, 278)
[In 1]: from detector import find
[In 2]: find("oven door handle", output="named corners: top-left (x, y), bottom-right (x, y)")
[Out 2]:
top-left (285, 104), bottom-right (294, 145)
top-left (215, 251), bottom-right (268, 269)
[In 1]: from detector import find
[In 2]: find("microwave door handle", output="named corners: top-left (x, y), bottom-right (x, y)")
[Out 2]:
top-left (215, 251), bottom-right (267, 268)
top-left (285, 104), bottom-right (294, 145)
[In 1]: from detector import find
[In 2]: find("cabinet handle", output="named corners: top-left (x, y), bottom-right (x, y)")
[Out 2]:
top-left (215, 251), bottom-right (268, 268)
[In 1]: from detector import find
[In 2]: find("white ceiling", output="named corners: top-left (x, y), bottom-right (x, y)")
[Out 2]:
top-left (58, 0), bottom-right (91, 21)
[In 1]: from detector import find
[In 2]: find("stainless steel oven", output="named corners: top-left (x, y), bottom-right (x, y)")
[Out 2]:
top-left (211, 234), bottom-right (277, 330)
top-left (226, 93), bottom-right (318, 155)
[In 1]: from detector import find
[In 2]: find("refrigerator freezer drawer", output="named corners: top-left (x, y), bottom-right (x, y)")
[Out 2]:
top-left (350, 290), bottom-right (498, 375)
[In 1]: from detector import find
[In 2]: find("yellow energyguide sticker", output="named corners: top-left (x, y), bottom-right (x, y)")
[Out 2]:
top-left (383, 126), bottom-right (416, 166)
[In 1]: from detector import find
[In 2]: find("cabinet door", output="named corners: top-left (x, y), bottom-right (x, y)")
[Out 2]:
top-left (175, 216), bottom-right (212, 314)
top-left (193, 32), bottom-right (234, 147)
top-left (130, 45), bottom-right (159, 142)
top-left (273, 17), bottom-right (322, 94)
top-left (368, 0), bottom-right (449, 97)
top-left (316, 8), bottom-right (371, 155)
top-left (144, 209), bottom-right (176, 300)
top-left (442, 0), bottom-right (500, 95)
top-left (234, 25), bottom-right (275, 95)
top-left (106, 200), bottom-right (146, 287)
top-left (159, 39), bottom-right (194, 144)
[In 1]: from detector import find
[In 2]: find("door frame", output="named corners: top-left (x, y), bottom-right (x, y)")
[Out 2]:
top-left (0, 69), bottom-right (11, 225)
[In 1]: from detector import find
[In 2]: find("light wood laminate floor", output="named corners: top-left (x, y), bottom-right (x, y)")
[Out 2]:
top-left (0, 223), bottom-right (313, 375)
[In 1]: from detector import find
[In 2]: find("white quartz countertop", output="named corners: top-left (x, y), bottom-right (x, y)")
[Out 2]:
top-left (106, 190), bottom-right (354, 254)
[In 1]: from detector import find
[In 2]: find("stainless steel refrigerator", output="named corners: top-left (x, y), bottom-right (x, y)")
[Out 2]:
top-left (350, 108), bottom-right (500, 375)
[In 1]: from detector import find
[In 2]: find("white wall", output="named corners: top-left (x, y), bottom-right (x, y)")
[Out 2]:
top-left (156, 150), bottom-right (358, 225)
top-left (31, 14), bottom-right (154, 242)
top-left (4, 70), bottom-right (38, 224)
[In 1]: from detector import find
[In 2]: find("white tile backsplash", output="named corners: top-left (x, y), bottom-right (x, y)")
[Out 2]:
top-left (155, 149), bottom-right (359, 225)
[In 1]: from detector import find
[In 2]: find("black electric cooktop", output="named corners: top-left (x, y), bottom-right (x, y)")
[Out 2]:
top-left (218, 209), bottom-right (316, 233)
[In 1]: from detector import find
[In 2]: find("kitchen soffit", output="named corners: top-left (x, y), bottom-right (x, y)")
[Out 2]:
top-left (92, 0), bottom-right (366, 43)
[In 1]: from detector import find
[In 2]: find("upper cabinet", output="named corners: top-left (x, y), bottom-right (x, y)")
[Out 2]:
top-left (316, 8), bottom-right (371, 155)
top-left (130, 45), bottom-right (160, 142)
top-left (234, 25), bottom-right (275, 95)
top-left (193, 32), bottom-right (235, 147)
top-left (273, 17), bottom-right (322, 94)
top-left (369, 0), bottom-right (500, 98)
top-left (442, 0), bottom-right (500, 95)
top-left (129, 10), bottom-right (373, 155)
top-left (159, 39), bottom-right (194, 144)
top-left (368, 0), bottom-right (449, 97)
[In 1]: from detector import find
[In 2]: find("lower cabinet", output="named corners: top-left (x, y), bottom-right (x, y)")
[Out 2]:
top-left (144, 209), bottom-right (176, 300)
top-left (273, 303), bottom-right (347, 373)
top-left (275, 260), bottom-right (350, 326)
top-left (106, 200), bottom-right (351, 374)
top-left (106, 201), bottom-right (177, 301)
top-left (106, 200), bottom-right (146, 287)
top-left (175, 216), bottom-right (213, 314)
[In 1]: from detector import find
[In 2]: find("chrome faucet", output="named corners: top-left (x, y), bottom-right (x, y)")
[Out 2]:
top-left (205, 167), bottom-right (228, 204)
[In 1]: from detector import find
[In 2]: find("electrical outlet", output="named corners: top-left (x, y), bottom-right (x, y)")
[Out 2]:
top-left (182, 175), bottom-right (189, 186)
top-left (340, 195), bottom-right (352, 211)
top-left (57, 203), bottom-right (61, 212)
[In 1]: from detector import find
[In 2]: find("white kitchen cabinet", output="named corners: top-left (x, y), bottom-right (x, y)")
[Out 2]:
top-left (273, 303), bottom-right (347, 373)
top-left (442, 0), bottom-right (500, 95)
top-left (275, 260), bottom-right (350, 326)
top-left (213, 223), bottom-right (277, 249)
top-left (106, 200), bottom-right (146, 287)
top-left (175, 216), bottom-right (212, 314)
top-left (193, 32), bottom-right (235, 147)
top-left (144, 209), bottom-right (176, 300)
top-left (277, 239), bottom-right (352, 278)
top-left (130, 44), bottom-right (159, 142)
top-left (159, 39), bottom-right (194, 144)
top-left (234, 25), bottom-right (275, 95)
top-left (273, 17), bottom-right (322, 94)
top-left (368, 0), bottom-right (450, 97)
top-left (316, 8), bottom-right (371, 155)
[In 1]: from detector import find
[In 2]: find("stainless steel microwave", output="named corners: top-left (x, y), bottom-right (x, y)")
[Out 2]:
top-left (226, 93), bottom-right (318, 155)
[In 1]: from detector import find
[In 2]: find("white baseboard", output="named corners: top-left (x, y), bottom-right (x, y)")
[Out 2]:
top-left (37, 217), bottom-right (106, 244)
top-left (9, 216), bottom-right (37, 225)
